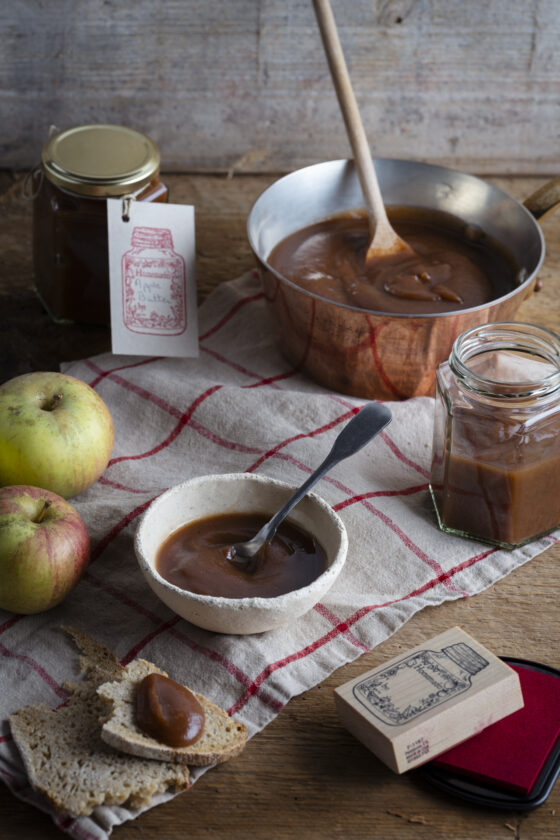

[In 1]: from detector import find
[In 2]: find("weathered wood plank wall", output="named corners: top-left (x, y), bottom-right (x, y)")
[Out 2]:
top-left (2, 0), bottom-right (559, 174)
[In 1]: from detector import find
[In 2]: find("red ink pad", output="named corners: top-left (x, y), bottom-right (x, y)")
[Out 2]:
top-left (420, 658), bottom-right (560, 809)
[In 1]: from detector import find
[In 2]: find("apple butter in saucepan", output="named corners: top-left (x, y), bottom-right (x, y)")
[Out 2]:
top-left (267, 207), bottom-right (521, 314)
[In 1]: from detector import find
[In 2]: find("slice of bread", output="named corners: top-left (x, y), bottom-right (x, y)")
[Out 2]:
top-left (9, 628), bottom-right (190, 818)
top-left (97, 658), bottom-right (248, 766)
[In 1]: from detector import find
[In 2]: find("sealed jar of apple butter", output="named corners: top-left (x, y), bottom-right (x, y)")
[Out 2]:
top-left (430, 322), bottom-right (560, 548)
top-left (31, 124), bottom-right (169, 325)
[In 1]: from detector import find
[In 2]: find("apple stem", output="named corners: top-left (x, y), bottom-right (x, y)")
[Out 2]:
top-left (43, 393), bottom-right (63, 411)
top-left (35, 500), bottom-right (52, 523)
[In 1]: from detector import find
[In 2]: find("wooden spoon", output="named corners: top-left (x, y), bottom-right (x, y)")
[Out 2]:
top-left (313, 0), bottom-right (413, 262)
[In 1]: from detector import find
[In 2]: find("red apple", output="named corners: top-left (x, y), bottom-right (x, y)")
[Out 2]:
top-left (0, 371), bottom-right (114, 498)
top-left (0, 485), bottom-right (90, 614)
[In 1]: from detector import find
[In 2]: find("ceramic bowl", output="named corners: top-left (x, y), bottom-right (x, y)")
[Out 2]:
top-left (247, 158), bottom-right (555, 400)
top-left (134, 473), bottom-right (348, 634)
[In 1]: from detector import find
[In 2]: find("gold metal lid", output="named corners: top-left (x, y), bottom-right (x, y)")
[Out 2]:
top-left (41, 124), bottom-right (161, 197)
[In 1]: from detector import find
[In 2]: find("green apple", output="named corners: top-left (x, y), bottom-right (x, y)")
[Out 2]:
top-left (0, 485), bottom-right (90, 614)
top-left (0, 371), bottom-right (114, 499)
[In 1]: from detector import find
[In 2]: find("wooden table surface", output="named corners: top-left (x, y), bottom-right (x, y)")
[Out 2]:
top-left (1, 171), bottom-right (559, 839)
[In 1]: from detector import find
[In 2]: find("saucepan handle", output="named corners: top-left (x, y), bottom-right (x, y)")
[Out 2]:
top-left (523, 175), bottom-right (560, 221)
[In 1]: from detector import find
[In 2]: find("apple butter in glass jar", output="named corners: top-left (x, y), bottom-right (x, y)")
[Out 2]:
top-left (32, 124), bottom-right (169, 325)
top-left (430, 322), bottom-right (560, 548)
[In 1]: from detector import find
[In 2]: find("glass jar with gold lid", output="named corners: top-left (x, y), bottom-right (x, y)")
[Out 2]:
top-left (32, 124), bottom-right (168, 325)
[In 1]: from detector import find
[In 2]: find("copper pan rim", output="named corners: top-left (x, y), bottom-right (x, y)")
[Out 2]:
top-left (247, 157), bottom-right (546, 320)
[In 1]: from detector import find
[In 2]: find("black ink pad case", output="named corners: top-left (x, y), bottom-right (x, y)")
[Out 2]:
top-left (420, 658), bottom-right (560, 809)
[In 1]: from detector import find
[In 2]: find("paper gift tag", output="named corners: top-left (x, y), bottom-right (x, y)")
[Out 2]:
top-left (107, 198), bottom-right (198, 357)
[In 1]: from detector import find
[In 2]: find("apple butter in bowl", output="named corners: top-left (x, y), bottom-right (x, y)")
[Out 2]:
top-left (134, 473), bottom-right (347, 634)
top-left (155, 511), bottom-right (328, 599)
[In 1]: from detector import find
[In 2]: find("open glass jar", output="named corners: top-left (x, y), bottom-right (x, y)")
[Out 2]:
top-left (31, 124), bottom-right (169, 326)
top-left (430, 322), bottom-right (560, 548)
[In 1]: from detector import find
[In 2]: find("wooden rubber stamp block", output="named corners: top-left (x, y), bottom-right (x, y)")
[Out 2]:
top-left (334, 626), bottom-right (524, 774)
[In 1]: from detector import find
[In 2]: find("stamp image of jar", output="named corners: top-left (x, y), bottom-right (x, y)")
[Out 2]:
top-left (122, 226), bottom-right (187, 335)
top-left (352, 642), bottom-right (489, 726)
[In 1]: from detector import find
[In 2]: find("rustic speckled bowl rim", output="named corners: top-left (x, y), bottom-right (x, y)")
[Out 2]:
top-left (134, 473), bottom-right (348, 633)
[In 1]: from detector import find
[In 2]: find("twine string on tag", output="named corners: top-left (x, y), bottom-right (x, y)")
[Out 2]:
top-left (122, 195), bottom-right (135, 222)
top-left (21, 125), bottom-right (60, 201)
top-left (21, 165), bottom-right (43, 201)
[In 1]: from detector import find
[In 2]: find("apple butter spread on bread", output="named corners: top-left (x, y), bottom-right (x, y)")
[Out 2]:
top-left (9, 627), bottom-right (247, 817)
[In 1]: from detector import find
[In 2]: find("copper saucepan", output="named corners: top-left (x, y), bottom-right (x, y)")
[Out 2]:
top-left (247, 159), bottom-right (560, 400)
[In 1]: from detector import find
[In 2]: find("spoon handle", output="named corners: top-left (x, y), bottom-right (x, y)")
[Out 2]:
top-left (259, 402), bottom-right (392, 544)
top-left (313, 0), bottom-right (412, 258)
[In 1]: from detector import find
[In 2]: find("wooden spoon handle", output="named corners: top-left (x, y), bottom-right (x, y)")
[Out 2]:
top-left (313, 0), bottom-right (411, 258)
top-left (523, 175), bottom-right (560, 221)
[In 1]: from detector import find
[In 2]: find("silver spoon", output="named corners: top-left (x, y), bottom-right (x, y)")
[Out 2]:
top-left (228, 402), bottom-right (392, 569)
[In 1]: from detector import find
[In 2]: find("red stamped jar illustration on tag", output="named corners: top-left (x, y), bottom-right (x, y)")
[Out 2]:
top-left (122, 226), bottom-right (187, 335)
